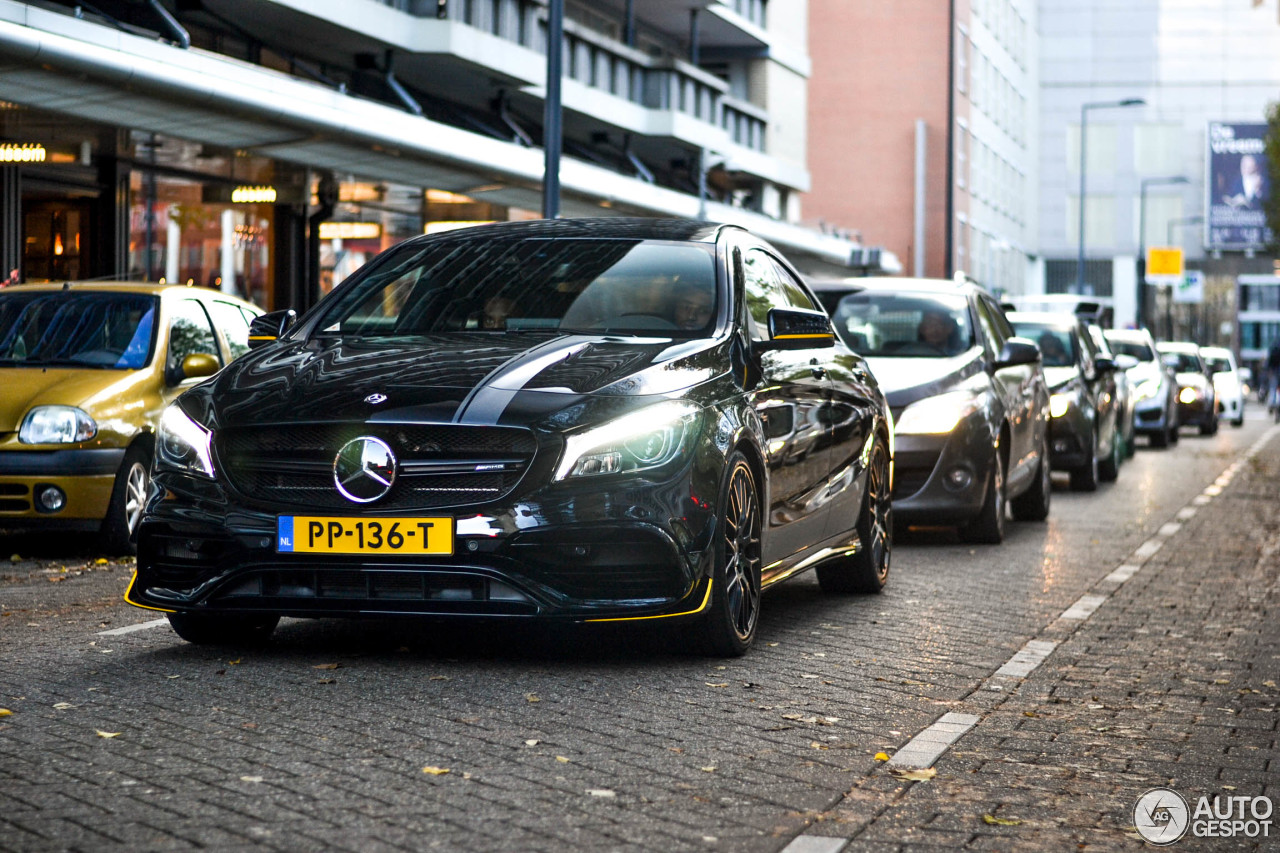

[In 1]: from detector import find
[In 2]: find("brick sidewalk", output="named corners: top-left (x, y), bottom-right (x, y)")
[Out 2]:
top-left (810, 432), bottom-right (1280, 850)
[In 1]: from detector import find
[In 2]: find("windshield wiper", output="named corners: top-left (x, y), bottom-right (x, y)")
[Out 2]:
top-left (0, 357), bottom-right (111, 368)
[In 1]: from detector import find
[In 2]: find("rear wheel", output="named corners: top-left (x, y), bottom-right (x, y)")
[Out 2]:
top-left (101, 445), bottom-right (151, 555)
top-left (699, 454), bottom-right (762, 656)
top-left (1010, 434), bottom-right (1052, 522)
top-left (960, 448), bottom-right (1005, 544)
top-left (817, 438), bottom-right (892, 593)
top-left (1070, 432), bottom-right (1099, 492)
top-left (167, 612), bottom-right (279, 646)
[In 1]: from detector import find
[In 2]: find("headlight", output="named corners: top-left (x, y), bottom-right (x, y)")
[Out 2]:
top-left (555, 401), bottom-right (699, 480)
top-left (19, 406), bottom-right (97, 444)
top-left (894, 392), bottom-right (980, 435)
top-left (1134, 379), bottom-right (1160, 401)
top-left (1178, 386), bottom-right (1199, 404)
top-left (156, 404), bottom-right (216, 479)
top-left (1049, 393), bottom-right (1072, 419)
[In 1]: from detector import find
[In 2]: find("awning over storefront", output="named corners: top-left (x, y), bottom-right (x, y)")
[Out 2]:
top-left (0, 3), bottom-right (898, 274)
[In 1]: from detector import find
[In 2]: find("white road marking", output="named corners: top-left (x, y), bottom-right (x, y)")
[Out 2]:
top-left (1133, 538), bottom-right (1165, 560)
top-left (1104, 564), bottom-right (1142, 583)
top-left (1176, 507), bottom-right (1198, 521)
top-left (1060, 594), bottom-right (1108, 621)
top-left (885, 713), bottom-right (980, 769)
top-left (97, 618), bottom-right (168, 636)
top-left (1158, 522), bottom-right (1183, 537)
top-left (778, 836), bottom-right (848, 853)
top-left (993, 639), bottom-right (1059, 679)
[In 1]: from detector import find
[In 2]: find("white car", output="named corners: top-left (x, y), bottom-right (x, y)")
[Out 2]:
top-left (1201, 346), bottom-right (1246, 427)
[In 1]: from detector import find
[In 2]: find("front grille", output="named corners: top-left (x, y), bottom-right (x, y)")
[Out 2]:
top-left (0, 483), bottom-right (30, 512)
top-left (217, 423), bottom-right (537, 510)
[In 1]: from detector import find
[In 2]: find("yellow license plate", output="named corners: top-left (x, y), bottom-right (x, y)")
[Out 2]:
top-left (277, 516), bottom-right (454, 555)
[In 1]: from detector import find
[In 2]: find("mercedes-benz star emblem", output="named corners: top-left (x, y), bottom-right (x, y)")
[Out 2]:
top-left (365, 393), bottom-right (388, 405)
top-left (333, 437), bottom-right (397, 503)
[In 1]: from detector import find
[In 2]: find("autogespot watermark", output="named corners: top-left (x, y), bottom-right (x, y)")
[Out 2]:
top-left (1134, 788), bottom-right (1274, 845)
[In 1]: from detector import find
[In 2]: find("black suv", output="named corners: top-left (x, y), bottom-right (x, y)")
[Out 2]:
top-left (811, 277), bottom-right (1051, 544)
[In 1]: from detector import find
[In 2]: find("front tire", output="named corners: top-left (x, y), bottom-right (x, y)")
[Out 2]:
top-left (100, 445), bottom-right (151, 555)
top-left (1070, 432), bottom-right (1099, 492)
top-left (817, 438), bottom-right (892, 593)
top-left (1010, 434), bottom-right (1052, 522)
top-left (960, 447), bottom-right (1005, 544)
top-left (167, 612), bottom-right (280, 646)
top-left (1099, 431), bottom-right (1121, 482)
top-left (699, 454), bottom-right (762, 657)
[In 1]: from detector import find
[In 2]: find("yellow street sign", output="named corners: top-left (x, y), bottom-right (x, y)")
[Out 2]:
top-left (1146, 247), bottom-right (1184, 279)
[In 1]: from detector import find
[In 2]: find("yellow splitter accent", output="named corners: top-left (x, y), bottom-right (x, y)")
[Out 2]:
top-left (277, 516), bottom-right (454, 555)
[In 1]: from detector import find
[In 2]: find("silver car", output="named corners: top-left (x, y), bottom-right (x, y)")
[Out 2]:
top-left (1104, 329), bottom-right (1180, 448)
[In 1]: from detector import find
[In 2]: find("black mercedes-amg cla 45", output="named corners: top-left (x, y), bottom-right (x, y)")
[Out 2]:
top-left (129, 219), bottom-right (894, 655)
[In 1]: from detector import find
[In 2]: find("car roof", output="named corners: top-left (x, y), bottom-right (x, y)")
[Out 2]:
top-left (1103, 328), bottom-right (1151, 342)
top-left (1199, 346), bottom-right (1232, 357)
top-left (806, 277), bottom-right (991, 304)
top-left (0, 281), bottom-right (255, 304)
top-left (400, 217), bottom-right (727, 248)
top-left (1005, 310), bottom-right (1081, 328)
top-left (1156, 341), bottom-right (1200, 353)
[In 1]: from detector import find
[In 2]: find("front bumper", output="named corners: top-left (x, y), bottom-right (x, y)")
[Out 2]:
top-left (1048, 409), bottom-right (1092, 470)
top-left (131, 463), bottom-right (717, 623)
top-left (1177, 396), bottom-right (1214, 427)
top-left (890, 416), bottom-right (993, 526)
top-left (0, 448), bottom-right (125, 528)
top-left (1132, 397), bottom-right (1172, 434)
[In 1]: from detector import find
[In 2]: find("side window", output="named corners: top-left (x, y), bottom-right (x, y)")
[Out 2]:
top-left (742, 248), bottom-right (780, 339)
top-left (972, 297), bottom-right (1003, 355)
top-left (987, 297), bottom-right (1016, 341)
top-left (167, 300), bottom-right (221, 378)
top-left (768, 258), bottom-right (817, 311)
top-left (206, 300), bottom-right (252, 361)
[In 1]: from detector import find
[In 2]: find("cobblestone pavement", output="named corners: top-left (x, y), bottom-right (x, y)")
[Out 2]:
top-left (2, 415), bottom-right (1278, 852)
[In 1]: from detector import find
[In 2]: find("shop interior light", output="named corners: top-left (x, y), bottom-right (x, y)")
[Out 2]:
top-left (424, 220), bottom-right (496, 235)
top-left (318, 222), bottom-right (382, 240)
top-left (0, 143), bottom-right (46, 162)
top-left (231, 185), bottom-right (277, 203)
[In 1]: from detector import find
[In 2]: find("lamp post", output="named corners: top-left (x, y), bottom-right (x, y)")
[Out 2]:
top-left (1137, 175), bottom-right (1189, 329)
top-left (1076, 97), bottom-right (1145, 294)
top-left (541, 0), bottom-right (564, 219)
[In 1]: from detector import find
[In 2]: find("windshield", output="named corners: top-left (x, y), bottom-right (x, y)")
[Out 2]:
top-left (1010, 322), bottom-right (1077, 367)
top-left (314, 238), bottom-right (719, 339)
top-left (1161, 351), bottom-right (1203, 373)
top-left (828, 292), bottom-right (973, 357)
top-left (1107, 339), bottom-right (1154, 362)
top-left (0, 291), bottom-right (158, 369)
top-left (1205, 356), bottom-right (1232, 374)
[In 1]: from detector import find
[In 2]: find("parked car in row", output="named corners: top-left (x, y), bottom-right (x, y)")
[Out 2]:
top-left (1200, 345), bottom-right (1246, 427)
top-left (1103, 328), bottom-right (1180, 448)
top-left (129, 219), bottom-right (895, 656)
top-left (0, 282), bottom-right (262, 552)
top-left (811, 277), bottom-right (1051, 544)
top-left (1157, 342), bottom-right (1219, 435)
top-left (1007, 311), bottom-right (1123, 491)
top-left (1086, 323), bottom-right (1136, 459)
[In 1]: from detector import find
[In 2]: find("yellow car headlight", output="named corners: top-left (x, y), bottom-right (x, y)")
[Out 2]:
top-left (1049, 393), bottom-right (1072, 419)
top-left (895, 392), bottom-right (981, 435)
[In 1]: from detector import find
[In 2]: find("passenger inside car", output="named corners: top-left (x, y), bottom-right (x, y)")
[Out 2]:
top-left (481, 295), bottom-right (521, 330)
top-left (1037, 332), bottom-right (1072, 366)
top-left (673, 280), bottom-right (715, 330)
top-left (916, 310), bottom-right (964, 355)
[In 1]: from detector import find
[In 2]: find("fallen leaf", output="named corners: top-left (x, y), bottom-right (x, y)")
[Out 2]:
top-left (587, 789), bottom-right (616, 798)
top-left (555, 756), bottom-right (570, 763)
top-left (1223, 785), bottom-right (1237, 791)
top-left (525, 693), bottom-right (541, 703)
top-left (95, 730), bottom-right (121, 738)
top-left (47, 576), bottom-right (65, 583)
top-left (429, 675), bottom-right (449, 681)
top-left (313, 663), bottom-right (340, 670)
top-left (810, 742), bottom-right (828, 750)
top-left (874, 752), bottom-right (890, 762)
top-left (1264, 681), bottom-right (1276, 688)
top-left (228, 659), bottom-right (242, 666)
top-left (524, 739), bottom-right (539, 746)
top-left (94, 558), bottom-right (109, 565)
top-left (781, 713), bottom-right (805, 721)
top-left (421, 766), bottom-right (450, 776)
top-left (52, 702), bottom-right (74, 710)
top-left (1214, 679), bottom-right (1231, 684)
top-left (316, 678), bottom-right (336, 685)
top-left (165, 675), bottom-right (180, 679)
top-left (8, 554), bottom-right (20, 563)
top-left (983, 814), bottom-right (1022, 826)
top-left (891, 767), bottom-right (936, 782)
top-left (241, 723), bottom-right (257, 730)
top-left (240, 776), bottom-right (263, 783)
top-left (700, 766), bottom-right (716, 772)
top-left (767, 643), bottom-right (778, 647)
top-left (1023, 711), bottom-right (1039, 717)
top-left (705, 682), bottom-right (729, 688)
top-left (668, 747), bottom-right (684, 754)
top-left (800, 674), bottom-right (820, 679)
top-left (0, 709), bottom-right (12, 717)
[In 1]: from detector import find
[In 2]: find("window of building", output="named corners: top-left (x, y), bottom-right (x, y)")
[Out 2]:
top-left (1134, 123), bottom-right (1184, 176)
top-left (1067, 123), bottom-right (1118, 177)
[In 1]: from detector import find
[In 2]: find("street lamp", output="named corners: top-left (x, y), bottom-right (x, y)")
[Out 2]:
top-left (1076, 97), bottom-right (1145, 294)
top-left (1137, 175), bottom-right (1189, 329)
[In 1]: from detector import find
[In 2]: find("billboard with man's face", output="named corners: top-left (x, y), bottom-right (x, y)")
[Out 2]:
top-left (1207, 122), bottom-right (1272, 250)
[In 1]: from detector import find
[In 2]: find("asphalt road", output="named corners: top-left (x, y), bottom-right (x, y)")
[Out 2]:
top-left (2, 411), bottom-right (1277, 852)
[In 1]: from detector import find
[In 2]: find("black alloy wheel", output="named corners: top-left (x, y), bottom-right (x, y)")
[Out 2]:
top-left (1010, 433), bottom-right (1052, 522)
top-left (817, 437), bottom-right (892, 593)
top-left (960, 445), bottom-right (1006, 544)
top-left (1070, 431), bottom-right (1099, 492)
top-left (700, 453), bottom-right (762, 656)
top-left (101, 445), bottom-right (151, 555)
top-left (167, 612), bottom-right (280, 646)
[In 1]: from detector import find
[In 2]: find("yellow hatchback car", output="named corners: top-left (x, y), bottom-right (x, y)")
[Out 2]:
top-left (0, 282), bottom-right (262, 552)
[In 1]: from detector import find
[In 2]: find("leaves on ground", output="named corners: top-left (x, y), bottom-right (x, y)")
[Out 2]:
top-left (525, 693), bottom-right (540, 703)
top-left (874, 752), bottom-right (890, 762)
top-left (421, 766), bottom-right (450, 776)
top-left (312, 663), bottom-right (340, 670)
top-left (587, 789), bottom-right (616, 798)
top-left (891, 767), bottom-right (936, 782)
top-left (95, 730), bottom-right (121, 738)
top-left (705, 682), bottom-right (729, 688)
top-left (240, 776), bottom-right (263, 783)
top-left (555, 756), bottom-right (570, 763)
top-left (524, 739), bottom-right (539, 746)
top-left (700, 766), bottom-right (716, 772)
top-left (0, 708), bottom-right (12, 717)
top-left (52, 702), bottom-right (74, 710)
top-left (982, 814), bottom-right (1022, 826)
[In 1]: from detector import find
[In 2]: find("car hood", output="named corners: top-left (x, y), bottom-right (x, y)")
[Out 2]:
top-left (0, 366), bottom-right (155, 433)
top-left (1044, 365), bottom-right (1080, 392)
top-left (1175, 371), bottom-right (1212, 392)
top-left (1123, 361), bottom-right (1164, 386)
top-left (864, 350), bottom-right (985, 408)
top-left (193, 332), bottom-right (724, 428)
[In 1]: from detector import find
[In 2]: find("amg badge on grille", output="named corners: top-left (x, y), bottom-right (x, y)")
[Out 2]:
top-left (333, 437), bottom-right (397, 503)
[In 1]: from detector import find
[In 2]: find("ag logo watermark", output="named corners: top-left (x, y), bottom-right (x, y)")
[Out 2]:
top-left (1134, 788), bottom-right (1273, 844)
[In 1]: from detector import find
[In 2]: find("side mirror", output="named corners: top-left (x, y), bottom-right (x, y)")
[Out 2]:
top-left (1113, 354), bottom-right (1139, 371)
top-left (167, 352), bottom-right (220, 386)
top-left (754, 308), bottom-right (836, 353)
top-left (248, 309), bottom-right (297, 349)
top-left (994, 337), bottom-right (1040, 369)
top-left (1094, 355), bottom-right (1118, 373)
top-left (1161, 354), bottom-right (1180, 370)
